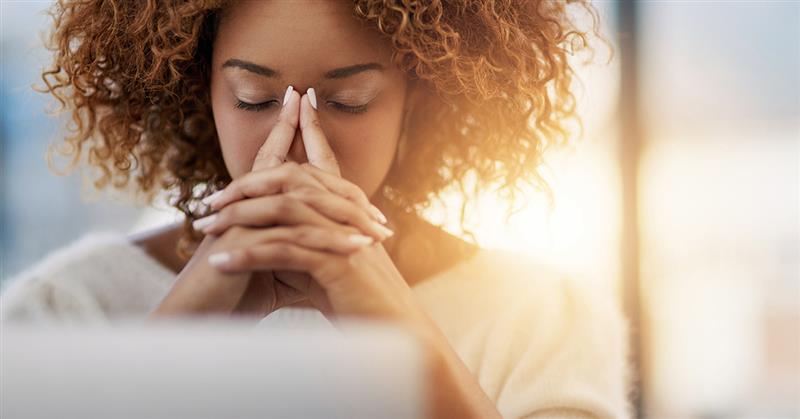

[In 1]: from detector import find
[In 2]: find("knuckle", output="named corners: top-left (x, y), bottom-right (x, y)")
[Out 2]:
top-left (273, 195), bottom-right (296, 213)
top-left (226, 225), bottom-right (247, 238)
top-left (291, 186), bottom-right (317, 202)
top-left (320, 256), bottom-right (353, 280)
top-left (275, 166), bottom-right (293, 184)
top-left (344, 253), bottom-right (360, 269)
top-left (271, 243), bottom-right (294, 264)
top-left (353, 210), bottom-right (372, 227)
top-left (338, 225), bottom-right (362, 236)
top-left (218, 205), bottom-right (237, 224)
top-left (284, 162), bottom-right (304, 178)
top-left (237, 170), bottom-right (255, 182)
top-left (245, 178), bottom-right (270, 197)
top-left (345, 183), bottom-right (367, 202)
top-left (221, 181), bottom-right (238, 197)
top-left (320, 154), bottom-right (337, 167)
top-left (237, 248), bottom-right (255, 265)
top-left (293, 226), bottom-right (315, 242)
top-left (266, 155), bottom-right (284, 167)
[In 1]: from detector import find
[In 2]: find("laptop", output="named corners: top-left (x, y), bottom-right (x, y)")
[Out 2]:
top-left (1, 317), bottom-right (425, 418)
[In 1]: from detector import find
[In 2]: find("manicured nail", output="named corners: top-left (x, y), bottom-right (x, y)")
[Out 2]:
top-left (283, 85), bottom-right (294, 105)
top-left (348, 234), bottom-right (374, 246)
top-left (208, 252), bottom-right (231, 267)
top-left (372, 221), bottom-right (394, 239)
top-left (370, 204), bottom-right (388, 224)
top-left (202, 190), bottom-right (223, 206)
top-left (307, 87), bottom-right (318, 110)
top-left (192, 214), bottom-right (218, 231)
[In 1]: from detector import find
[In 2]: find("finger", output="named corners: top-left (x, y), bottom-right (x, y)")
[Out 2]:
top-left (207, 162), bottom-right (325, 211)
top-left (300, 162), bottom-right (388, 224)
top-left (286, 187), bottom-right (393, 241)
top-left (200, 191), bottom-right (392, 241)
top-left (211, 224), bottom-right (374, 255)
top-left (207, 162), bottom-right (384, 227)
top-left (247, 225), bottom-right (375, 254)
top-left (198, 195), bottom-right (343, 235)
top-left (208, 242), bottom-right (333, 275)
top-left (300, 89), bottom-right (341, 176)
top-left (251, 85), bottom-right (301, 172)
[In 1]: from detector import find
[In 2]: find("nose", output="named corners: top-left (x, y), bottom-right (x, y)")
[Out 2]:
top-left (285, 127), bottom-right (308, 164)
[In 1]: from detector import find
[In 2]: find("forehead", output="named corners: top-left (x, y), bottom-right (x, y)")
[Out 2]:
top-left (214, 0), bottom-right (395, 82)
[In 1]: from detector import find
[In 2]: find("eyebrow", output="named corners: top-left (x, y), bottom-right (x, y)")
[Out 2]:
top-left (222, 59), bottom-right (384, 79)
top-left (324, 63), bottom-right (384, 79)
top-left (222, 59), bottom-right (277, 77)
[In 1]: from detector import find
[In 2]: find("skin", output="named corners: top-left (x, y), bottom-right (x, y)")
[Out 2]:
top-left (137, 1), bottom-right (497, 417)
top-left (137, 0), bottom-right (477, 290)
top-left (210, 0), bottom-right (406, 197)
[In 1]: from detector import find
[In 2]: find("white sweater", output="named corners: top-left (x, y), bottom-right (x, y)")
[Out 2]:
top-left (0, 231), bottom-right (632, 418)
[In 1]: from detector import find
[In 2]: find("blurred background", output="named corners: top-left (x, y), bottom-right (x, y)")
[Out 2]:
top-left (1, 1), bottom-right (797, 418)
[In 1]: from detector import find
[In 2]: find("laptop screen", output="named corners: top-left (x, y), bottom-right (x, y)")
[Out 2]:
top-left (2, 318), bottom-right (425, 419)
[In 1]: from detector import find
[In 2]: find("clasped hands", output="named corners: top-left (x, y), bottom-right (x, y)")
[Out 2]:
top-left (190, 86), bottom-right (428, 328)
top-left (150, 85), bottom-right (503, 419)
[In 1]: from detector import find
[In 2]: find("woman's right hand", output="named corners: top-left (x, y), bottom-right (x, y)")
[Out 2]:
top-left (147, 86), bottom-right (387, 320)
top-left (146, 233), bottom-right (256, 318)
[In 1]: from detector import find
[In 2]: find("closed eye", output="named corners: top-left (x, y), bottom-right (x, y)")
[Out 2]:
top-left (234, 99), bottom-right (371, 114)
top-left (235, 99), bottom-right (279, 112)
top-left (327, 101), bottom-right (369, 114)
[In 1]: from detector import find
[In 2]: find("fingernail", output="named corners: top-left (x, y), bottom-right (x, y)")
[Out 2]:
top-left (208, 252), bottom-right (231, 267)
top-left (202, 190), bottom-right (223, 206)
top-left (192, 214), bottom-right (218, 231)
top-left (283, 85), bottom-right (294, 106)
top-left (370, 204), bottom-right (388, 224)
top-left (307, 87), bottom-right (318, 110)
top-left (372, 221), bottom-right (394, 239)
top-left (348, 234), bottom-right (374, 246)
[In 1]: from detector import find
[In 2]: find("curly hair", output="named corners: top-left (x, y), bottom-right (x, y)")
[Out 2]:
top-left (38, 0), bottom-right (608, 260)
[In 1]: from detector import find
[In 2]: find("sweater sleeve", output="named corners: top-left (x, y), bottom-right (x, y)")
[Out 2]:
top-left (0, 273), bottom-right (110, 323)
top-left (490, 277), bottom-right (633, 419)
top-left (0, 231), bottom-right (176, 324)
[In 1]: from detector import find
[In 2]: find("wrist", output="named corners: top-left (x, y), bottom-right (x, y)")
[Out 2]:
top-left (404, 317), bottom-right (501, 419)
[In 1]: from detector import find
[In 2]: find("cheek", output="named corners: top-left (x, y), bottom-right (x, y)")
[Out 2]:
top-left (211, 84), bottom-right (277, 179)
top-left (322, 109), bottom-right (402, 198)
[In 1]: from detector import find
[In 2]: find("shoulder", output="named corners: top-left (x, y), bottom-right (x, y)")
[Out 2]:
top-left (417, 248), bottom-right (633, 418)
top-left (415, 247), bottom-right (607, 324)
top-left (1, 231), bottom-right (176, 323)
top-left (415, 247), bottom-right (630, 356)
top-left (474, 248), bottom-right (627, 334)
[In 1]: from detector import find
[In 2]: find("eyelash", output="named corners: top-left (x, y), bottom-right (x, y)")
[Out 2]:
top-left (327, 102), bottom-right (369, 114)
top-left (234, 99), bottom-right (369, 114)
top-left (235, 100), bottom-right (278, 112)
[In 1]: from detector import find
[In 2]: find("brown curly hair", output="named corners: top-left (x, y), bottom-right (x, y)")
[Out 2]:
top-left (38, 0), bottom-right (608, 260)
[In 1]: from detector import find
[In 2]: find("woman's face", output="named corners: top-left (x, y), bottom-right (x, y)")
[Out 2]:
top-left (210, 0), bottom-right (410, 199)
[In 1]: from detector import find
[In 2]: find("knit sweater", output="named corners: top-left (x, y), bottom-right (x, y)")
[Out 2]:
top-left (0, 231), bottom-right (632, 418)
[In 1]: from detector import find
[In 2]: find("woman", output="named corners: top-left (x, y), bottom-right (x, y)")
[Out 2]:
top-left (1, 0), bottom-right (631, 418)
